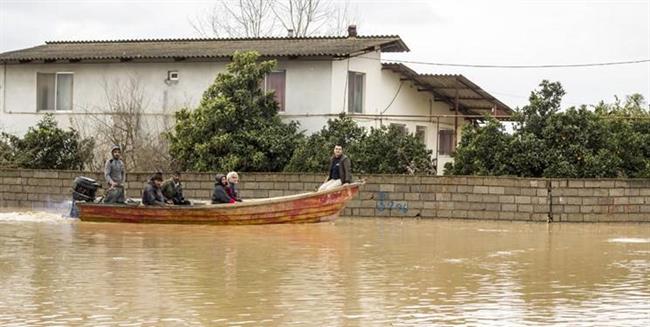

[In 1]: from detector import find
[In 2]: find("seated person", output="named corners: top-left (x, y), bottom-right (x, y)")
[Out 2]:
top-left (212, 174), bottom-right (236, 204)
top-left (318, 144), bottom-right (352, 191)
top-left (226, 171), bottom-right (242, 202)
top-left (142, 172), bottom-right (168, 206)
top-left (161, 171), bottom-right (191, 205)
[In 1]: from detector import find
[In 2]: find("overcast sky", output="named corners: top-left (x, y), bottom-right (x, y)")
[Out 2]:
top-left (1, 0), bottom-right (648, 109)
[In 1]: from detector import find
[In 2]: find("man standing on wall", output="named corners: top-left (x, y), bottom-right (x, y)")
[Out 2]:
top-left (103, 145), bottom-right (126, 203)
top-left (318, 144), bottom-right (352, 191)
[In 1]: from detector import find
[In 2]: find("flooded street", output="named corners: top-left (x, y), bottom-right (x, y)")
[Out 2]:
top-left (0, 211), bottom-right (648, 326)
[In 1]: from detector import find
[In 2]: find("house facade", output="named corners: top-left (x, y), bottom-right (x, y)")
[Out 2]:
top-left (0, 28), bottom-right (511, 174)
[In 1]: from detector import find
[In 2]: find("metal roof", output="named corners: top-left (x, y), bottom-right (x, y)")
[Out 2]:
top-left (382, 63), bottom-right (513, 116)
top-left (0, 36), bottom-right (408, 63)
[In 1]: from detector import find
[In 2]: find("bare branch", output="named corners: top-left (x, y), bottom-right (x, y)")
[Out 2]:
top-left (191, 0), bottom-right (357, 37)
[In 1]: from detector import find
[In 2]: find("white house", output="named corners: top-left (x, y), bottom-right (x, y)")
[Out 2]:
top-left (0, 27), bottom-right (511, 174)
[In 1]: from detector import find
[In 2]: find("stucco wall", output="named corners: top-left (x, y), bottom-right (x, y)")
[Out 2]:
top-left (331, 52), bottom-right (464, 174)
top-left (2, 169), bottom-right (649, 223)
top-left (1, 55), bottom-right (463, 174)
top-left (0, 59), bottom-right (333, 135)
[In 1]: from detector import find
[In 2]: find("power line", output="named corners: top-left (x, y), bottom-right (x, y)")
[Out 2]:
top-left (382, 58), bottom-right (650, 69)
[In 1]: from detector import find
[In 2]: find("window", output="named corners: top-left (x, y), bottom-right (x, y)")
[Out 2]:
top-left (438, 129), bottom-right (455, 155)
top-left (347, 71), bottom-right (364, 113)
top-left (390, 123), bottom-right (407, 134)
top-left (416, 125), bottom-right (426, 144)
top-left (37, 72), bottom-right (73, 111)
top-left (265, 70), bottom-right (286, 111)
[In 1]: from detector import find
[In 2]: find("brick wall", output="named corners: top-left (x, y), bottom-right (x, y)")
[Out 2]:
top-left (1, 169), bottom-right (649, 222)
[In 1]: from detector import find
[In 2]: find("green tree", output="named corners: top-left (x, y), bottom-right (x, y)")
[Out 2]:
top-left (447, 81), bottom-right (650, 178)
top-left (512, 80), bottom-right (566, 177)
top-left (1, 114), bottom-right (94, 170)
top-left (284, 114), bottom-right (365, 172)
top-left (167, 51), bottom-right (303, 172)
top-left (541, 106), bottom-right (620, 177)
top-left (594, 94), bottom-right (650, 177)
top-left (0, 133), bottom-right (17, 167)
top-left (446, 117), bottom-right (513, 176)
top-left (354, 125), bottom-right (434, 174)
top-left (286, 115), bottom-right (434, 174)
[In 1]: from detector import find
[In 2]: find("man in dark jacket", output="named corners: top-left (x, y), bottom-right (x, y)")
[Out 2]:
top-left (212, 174), bottom-right (236, 204)
top-left (161, 171), bottom-right (190, 205)
top-left (103, 145), bottom-right (126, 203)
top-left (142, 172), bottom-right (168, 206)
top-left (318, 144), bottom-right (352, 191)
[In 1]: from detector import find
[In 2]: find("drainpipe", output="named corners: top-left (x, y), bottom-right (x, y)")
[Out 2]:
top-left (435, 116), bottom-right (440, 174)
top-left (454, 83), bottom-right (459, 152)
top-left (1, 63), bottom-right (6, 114)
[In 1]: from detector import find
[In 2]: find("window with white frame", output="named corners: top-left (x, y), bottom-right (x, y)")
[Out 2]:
top-left (390, 123), bottom-right (407, 134)
top-left (347, 71), bottom-right (364, 113)
top-left (265, 70), bottom-right (286, 111)
top-left (416, 125), bottom-right (427, 145)
top-left (438, 129), bottom-right (455, 155)
top-left (37, 72), bottom-right (73, 111)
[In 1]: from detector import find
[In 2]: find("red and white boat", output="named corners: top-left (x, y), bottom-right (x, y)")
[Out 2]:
top-left (76, 182), bottom-right (362, 225)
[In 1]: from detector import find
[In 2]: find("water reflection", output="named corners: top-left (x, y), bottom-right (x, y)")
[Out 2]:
top-left (0, 215), bottom-right (648, 325)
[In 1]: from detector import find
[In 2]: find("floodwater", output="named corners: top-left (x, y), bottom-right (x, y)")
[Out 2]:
top-left (0, 210), bottom-right (648, 326)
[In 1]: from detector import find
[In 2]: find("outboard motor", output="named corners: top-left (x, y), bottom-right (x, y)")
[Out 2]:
top-left (70, 176), bottom-right (101, 217)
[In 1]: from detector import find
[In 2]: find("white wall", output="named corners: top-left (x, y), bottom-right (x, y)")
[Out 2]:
top-left (0, 59), bottom-right (333, 135)
top-left (0, 55), bottom-right (464, 174)
top-left (330, 51), bottom-right (467, 174)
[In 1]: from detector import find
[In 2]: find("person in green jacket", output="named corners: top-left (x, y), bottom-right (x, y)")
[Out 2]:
top-left (161, 171), bottom-right (190, 205)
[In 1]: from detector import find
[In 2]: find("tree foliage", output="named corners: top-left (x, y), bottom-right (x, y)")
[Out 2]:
top-left (449, 118), bottom-right (513, 176)
top-left (285, 114), bottom-right (434, 174)
top-left (167, 51), bottom-right (303, 172)
top-left (354, 125), bottom-right (434, 174)
top-left (284, 114), bottom-right (365, 172)
top-left (446, 81), bottom-right (650, 178)
top-left (0, 114), bottom-right (94, 170)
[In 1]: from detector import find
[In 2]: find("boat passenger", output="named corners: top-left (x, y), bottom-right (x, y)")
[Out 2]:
top-left (142, 172), bottom-right (168, 206)
top-left (212, 174), bottom-right (236, 204)
top-left (226, 171), bottom-right (242, 202)
top-left (103, 145), bottom-right (126, 203)
top-left (318, 144), bottom-right (352, 191)
top-left (162, 171), bottom-right (191, 205)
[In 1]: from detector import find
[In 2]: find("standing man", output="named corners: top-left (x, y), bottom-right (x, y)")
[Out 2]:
top-left (104, 145), bottom-right (126, 203)
top-left (318, 144), bottom-right (352, 191)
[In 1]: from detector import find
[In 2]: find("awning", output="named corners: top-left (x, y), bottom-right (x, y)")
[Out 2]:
top-left (382, 63), bottom-right (513, 117)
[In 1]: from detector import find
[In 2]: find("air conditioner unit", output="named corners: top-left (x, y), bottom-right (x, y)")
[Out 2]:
top-left (167, 71), bottom-right (179, 81)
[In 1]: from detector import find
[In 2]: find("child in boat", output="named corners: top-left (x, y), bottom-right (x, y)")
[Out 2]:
top-left (212, 174), bottom-right (236, 204)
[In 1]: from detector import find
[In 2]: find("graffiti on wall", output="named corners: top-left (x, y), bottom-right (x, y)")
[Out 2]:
top-left (375, 192), bottom-right (408, 213)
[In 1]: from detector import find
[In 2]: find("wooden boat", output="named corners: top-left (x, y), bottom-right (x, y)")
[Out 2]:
top-left (76, 182), bottom-right (362, 225)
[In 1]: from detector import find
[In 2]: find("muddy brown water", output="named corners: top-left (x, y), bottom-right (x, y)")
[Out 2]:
top-left (0, 210), bottom-right (648, 325)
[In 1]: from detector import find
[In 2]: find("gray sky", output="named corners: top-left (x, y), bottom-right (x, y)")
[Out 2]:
top-left (1, 0), bottom-right (648, 109)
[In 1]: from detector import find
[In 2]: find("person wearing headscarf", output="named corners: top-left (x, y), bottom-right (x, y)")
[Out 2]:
top-left (212, 174), bottom-right (236, 204)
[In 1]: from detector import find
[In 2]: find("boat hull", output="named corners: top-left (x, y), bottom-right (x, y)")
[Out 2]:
top-left (77, 182), bottom-right (361, 225)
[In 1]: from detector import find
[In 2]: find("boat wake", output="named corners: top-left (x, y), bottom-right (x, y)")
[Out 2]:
top-left (0, 211), bottom-right (71, 223)
top-left (608, 238), bottom-right (650, 244)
